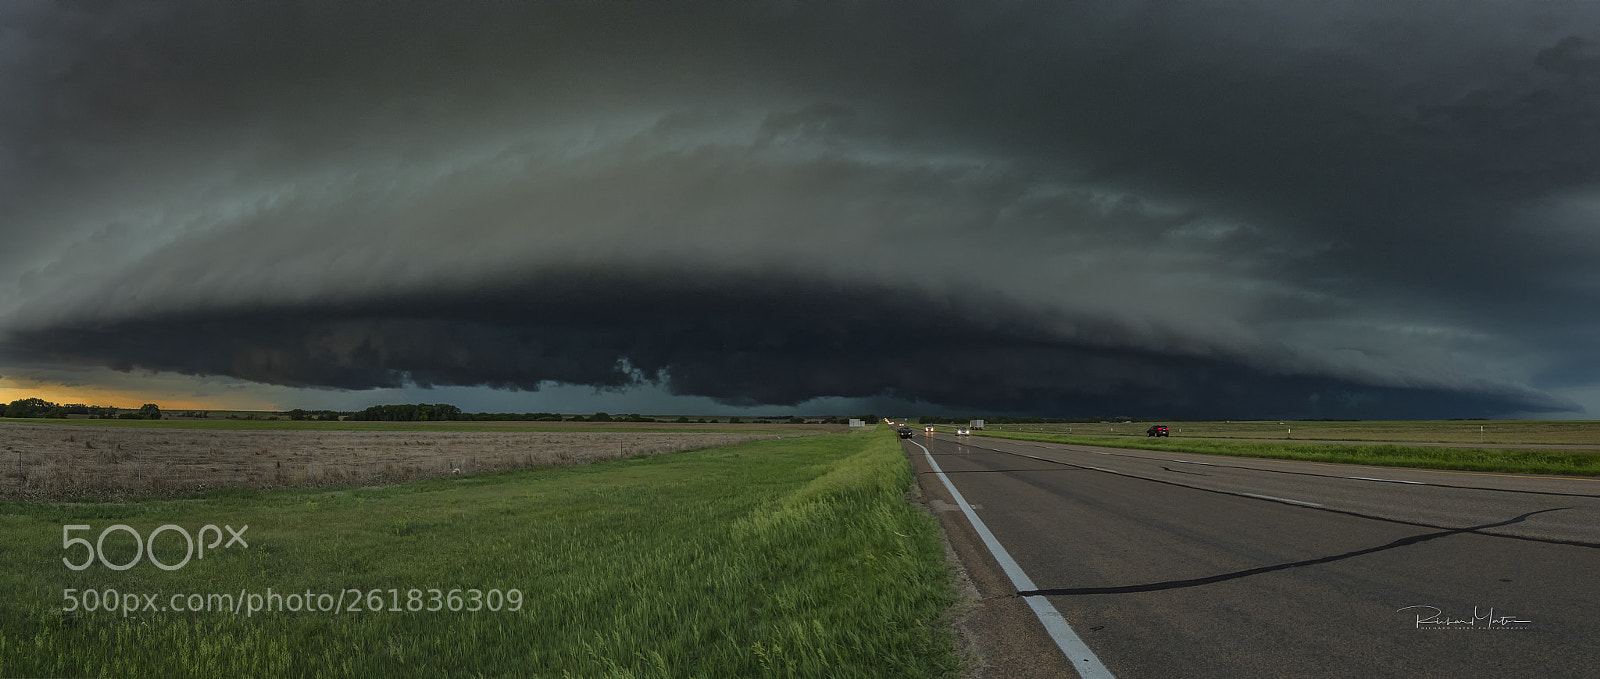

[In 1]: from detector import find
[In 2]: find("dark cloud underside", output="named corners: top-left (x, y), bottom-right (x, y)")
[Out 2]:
top-left (0, 270), bottom-right (1570, 418)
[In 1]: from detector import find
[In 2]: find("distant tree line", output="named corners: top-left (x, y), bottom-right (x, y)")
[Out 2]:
top-left (329, 404), bottom-right (870, 424)
top-left (347, 403), bottom-right (464, 421)
top-left (285, 409), bottom-right (345, 422)
top-left (913, 415), bottom-right (1168, 424)
top-left (340, 405), bottom-right (661, 423)
top-left (344, 406), bottom-right (657, 422)
top-left (3, 397), bottom-right (159, 420)
top-left (2, 396), bottom-right (868, 425)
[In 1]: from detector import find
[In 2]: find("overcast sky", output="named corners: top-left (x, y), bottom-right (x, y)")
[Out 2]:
top-left (2, 1), bottom-right (1598, 419)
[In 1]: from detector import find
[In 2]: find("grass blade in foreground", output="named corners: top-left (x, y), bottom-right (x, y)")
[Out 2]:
top-left (0, 429), bottom-right (958, 678)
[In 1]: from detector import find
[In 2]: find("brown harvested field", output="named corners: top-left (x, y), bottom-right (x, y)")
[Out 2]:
top-left (0, 417), bottom-right (852, 433)
top-left (0, 422), bottom-right (797, 501)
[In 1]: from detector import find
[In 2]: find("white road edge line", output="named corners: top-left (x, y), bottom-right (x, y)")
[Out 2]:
top-left (909, 439), bottom-right (1115, 679)
top-left (1241, 492), bottom-right (1324, 507)
top-left (1347, 476), bottom-right (1424, 485)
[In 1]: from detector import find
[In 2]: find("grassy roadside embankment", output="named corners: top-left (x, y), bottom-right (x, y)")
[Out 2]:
top-left (0, 427), bottom-right (959, 677)
top-left (973, 431), bottom-right (1600, 477)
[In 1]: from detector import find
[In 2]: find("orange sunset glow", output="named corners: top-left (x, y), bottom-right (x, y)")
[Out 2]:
top-left (0, 381), bottom-right (274, 412)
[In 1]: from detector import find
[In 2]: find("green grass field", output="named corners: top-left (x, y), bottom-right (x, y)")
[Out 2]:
top-left (980, 419), bottom-right (1600, 446)
top-left (0, 428), bottom-right (959, 678)
top-left (972, 431), bottom-right (1600, 477)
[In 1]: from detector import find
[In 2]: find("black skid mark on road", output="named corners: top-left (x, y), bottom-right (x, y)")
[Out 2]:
top-left (1017, 508), bottom-right (1570, 596)
top-left (913, 435), bottom-right (1600, 550)
top-left (1161, 465), bottom-right (1208, 476)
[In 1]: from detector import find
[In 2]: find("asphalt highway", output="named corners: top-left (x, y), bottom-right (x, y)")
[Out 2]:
top-left (906, 433), bottom-right (1600, 678)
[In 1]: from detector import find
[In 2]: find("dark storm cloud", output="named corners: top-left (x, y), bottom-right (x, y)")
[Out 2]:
top-left (2, 1), bottom-right (1596, 417)
top-left (0, 268), bottom-right (1569, 419)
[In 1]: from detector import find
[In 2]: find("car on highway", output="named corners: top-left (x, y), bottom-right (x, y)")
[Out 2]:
top-left (897, 426), bottom-right (915, 438)
top-left (956, 428), bottom-right (970, 436)
top-left (924, 426), bottom-right (935, 434)
top-left (1146, 425), bottom-right (1169, 437)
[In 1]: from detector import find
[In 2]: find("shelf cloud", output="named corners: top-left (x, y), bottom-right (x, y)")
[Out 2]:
top-left (2, 1), bottom-right (1595, 417)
